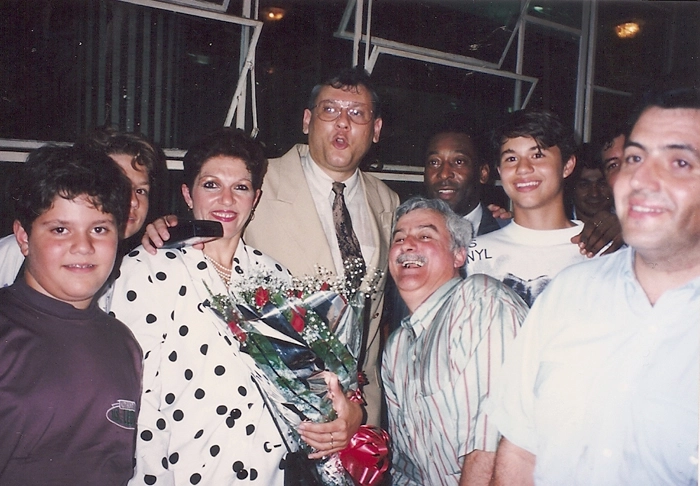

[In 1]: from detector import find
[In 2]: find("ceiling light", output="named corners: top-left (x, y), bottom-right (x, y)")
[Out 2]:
top-left (261, 7), bottom-right (285, 21)
top-left (615, 22), bottom-right (640, 39)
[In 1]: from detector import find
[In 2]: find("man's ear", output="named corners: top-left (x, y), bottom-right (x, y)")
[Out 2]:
top-left (372, 117), bottom-right (383, 143)
top-left (479, 164), bottom-right (490, 184)
top-left (453, 247), bottom-right (467, 268)
top-left (302, 109), bottom-right (312, 135)
top-left (13, 220), bottom-right (30, 257)
top-left (563, 155), bottom-right (576, 179)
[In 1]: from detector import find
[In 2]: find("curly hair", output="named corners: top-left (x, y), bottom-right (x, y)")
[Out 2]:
top-left (12, 145), bottom-right (132, 237)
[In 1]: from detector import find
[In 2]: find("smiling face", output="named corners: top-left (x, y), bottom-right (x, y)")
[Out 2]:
top-left (302, 84), bottom-right (383, 181)
top-left (574, 168), bottom-right (613, 219)
top-left (15, 195), bottom-right (119, 309)
top-left (424, 132), bottom-right (488, 216)
top-left (498, 136), bottom-right (575, 226)
top-left (389, 208), bottom-right (466, 313)
top-left (111, 153), bottom-right (150, 238)
top-left (181, 156), bottom-right (260, 241)
top-left (615, 107), bottom-right (700, 266)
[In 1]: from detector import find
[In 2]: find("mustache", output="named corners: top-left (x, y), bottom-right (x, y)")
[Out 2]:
top-left (396, 253), bottom-right (426, 267)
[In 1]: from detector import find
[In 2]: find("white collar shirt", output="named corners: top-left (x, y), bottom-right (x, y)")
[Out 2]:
top-left (491, 247), bottom-right (700, 485)
top-left (301, 152), bottom-right (376, 277)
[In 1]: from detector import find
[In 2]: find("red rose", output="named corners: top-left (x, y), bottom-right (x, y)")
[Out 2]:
top-left (228, 321), bottom-right (247, 343)
top-left (254, 287), bottom-right (270, 307)
top-left (290, 306), bottom-right (306, 332)
top-left (320, 282), bottom-right (330, 291)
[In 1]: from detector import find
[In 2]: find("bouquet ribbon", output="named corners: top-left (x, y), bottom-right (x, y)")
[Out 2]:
top-left (339, 425), bottom-right (390, 486)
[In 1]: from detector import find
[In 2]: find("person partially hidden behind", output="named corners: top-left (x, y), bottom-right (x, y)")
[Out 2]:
top-left (0, 127), bottom-right (165, 288)
top-left (423, 129), bottom-right (502, 236)
top-left (383, 197), bottom-right (528, 485)
top-left (570, 142), bottom-right (615, 226)
top-left (0, 145), bottom-right (142, 485)
top-left (490, 87), bottom-right (700, 485)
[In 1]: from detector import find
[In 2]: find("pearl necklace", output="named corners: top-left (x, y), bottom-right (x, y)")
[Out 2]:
top-left (204, 254), bottom-right (232, 287)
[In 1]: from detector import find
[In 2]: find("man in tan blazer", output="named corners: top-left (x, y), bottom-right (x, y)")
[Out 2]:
top-left (245, 68), bottom-right (399, 427)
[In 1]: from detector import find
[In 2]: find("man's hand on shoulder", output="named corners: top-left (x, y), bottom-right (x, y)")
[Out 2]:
top-left (487, 204), bottom-right (512, 220)
top-left (571, 211), bottom-right (624, 258)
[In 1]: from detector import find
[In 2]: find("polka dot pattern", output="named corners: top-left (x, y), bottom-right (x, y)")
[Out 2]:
top-left (110, 244), bottom-right (290, 484)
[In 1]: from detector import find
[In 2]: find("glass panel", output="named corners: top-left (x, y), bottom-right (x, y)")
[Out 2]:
top-left (589, 90), bottom-right (634, 145)
top-left (255, 1), bottom-right (353, 157)
top-left (522, 22), bottom-right (579, 127)
top-left (369, 56), bottom-right (523, 168)
top-left (594, 1), bottom-right (679, 93)
top-left (353, 0), bottom-right (522, 64)
top-left (527, 1), bottom-right (582, 29)
top-left (0, 0), bottom-right (245, 147)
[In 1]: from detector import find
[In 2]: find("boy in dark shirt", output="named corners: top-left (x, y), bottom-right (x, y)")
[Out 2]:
top-left (0, 145), bottom-right (143, 485)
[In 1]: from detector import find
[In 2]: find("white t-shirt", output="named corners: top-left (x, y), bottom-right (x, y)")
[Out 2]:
top-left (466, 221), bottom-right (588, 306)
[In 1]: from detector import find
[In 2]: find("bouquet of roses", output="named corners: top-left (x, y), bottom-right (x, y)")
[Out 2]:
top-left (205, 260), bottom-right (389, 486)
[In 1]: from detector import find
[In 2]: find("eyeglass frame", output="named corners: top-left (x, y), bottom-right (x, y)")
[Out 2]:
top-left (311, 99), bottom-right (376, 125)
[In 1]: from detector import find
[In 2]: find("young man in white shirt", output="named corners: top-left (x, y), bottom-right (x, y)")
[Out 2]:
top-left (467, 109), bottom-right (587, 306)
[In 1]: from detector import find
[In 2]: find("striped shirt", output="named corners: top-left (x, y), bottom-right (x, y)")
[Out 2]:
top-left (382, 275), bottom-right (528, 486)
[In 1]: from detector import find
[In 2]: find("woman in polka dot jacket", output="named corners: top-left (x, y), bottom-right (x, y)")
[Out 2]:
top-left (110, 128), bottom-right (363, 485)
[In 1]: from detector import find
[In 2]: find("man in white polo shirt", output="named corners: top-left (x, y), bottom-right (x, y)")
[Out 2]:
top-left (490, 87), bottom-right (700, 485)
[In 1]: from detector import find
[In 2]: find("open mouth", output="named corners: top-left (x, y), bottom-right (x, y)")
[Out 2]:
top-left (397, 254), bottom-right (426, 268)
top-left (332, 136), bottom-right (348, 149)
top-left (630, 204), bottom-right (663, 214)
top-left (515, 181), bottom-right (540, 190)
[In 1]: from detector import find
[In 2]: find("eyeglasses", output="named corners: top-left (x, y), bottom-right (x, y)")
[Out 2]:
top-left (313, 100), bottom-right (374, 125)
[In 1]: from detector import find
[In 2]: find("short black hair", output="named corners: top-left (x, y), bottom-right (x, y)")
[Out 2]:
top-left (627, 87), bottom-right (700, 133)
top-left (595, 126), bottom-right (626, 159)
top-left (490, 109), bottom-right (577, 170)
top-left (182, 128), bottom-right (267, 192)
top-left (12, 145), bottom-right (132, 237)
top-left (307, 67), bottom-right (381, 119)
top-left (425, 128), bottom-right (488, 168)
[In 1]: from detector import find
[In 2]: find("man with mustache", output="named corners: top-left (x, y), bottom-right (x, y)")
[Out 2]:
top-left (382, 197), bottom-right (527, 486)
top-left (490, 87), bottom-right (700, 485)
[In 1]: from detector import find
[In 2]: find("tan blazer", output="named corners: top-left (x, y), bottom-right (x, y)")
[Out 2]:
top-left (244, 144), bottom-right (399, 426)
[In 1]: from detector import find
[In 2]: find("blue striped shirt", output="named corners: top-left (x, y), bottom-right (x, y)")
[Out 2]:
top-left (382, 275), bottom-right (528, 485)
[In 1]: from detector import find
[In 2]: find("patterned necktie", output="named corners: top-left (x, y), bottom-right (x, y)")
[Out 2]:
top-left (332, 182), bottom-right (366, 287)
